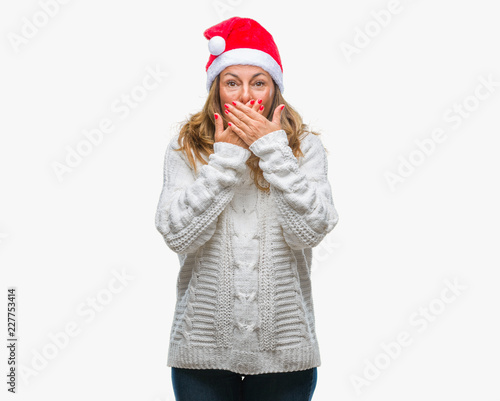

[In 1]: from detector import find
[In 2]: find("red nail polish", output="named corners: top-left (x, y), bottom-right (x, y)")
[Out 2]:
top-left (232, 101), bottom-right (237, 106)
top-left (214, 114), bottom-right (218, 119)
top-left (259, 105), bottom-right (264, 111)
top-left (250, 100), bottom-right (255, 105)
top-left (224, 104), bottom-right (230, 109)
top-left (281, 105), bottom-right (285, 110)
top-left (225, 110), bottom-right (229, 114)
top-left (257, 99), bottom-right (262, 104)
top-left (228, 122), bottom-right (232, 126)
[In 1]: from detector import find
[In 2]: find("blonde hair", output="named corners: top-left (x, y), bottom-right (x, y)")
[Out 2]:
top-left (175, 74), bottom-right (321, 192)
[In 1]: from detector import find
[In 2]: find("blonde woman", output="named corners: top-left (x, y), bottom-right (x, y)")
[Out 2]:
top-left (155, 16), bottom-right (339, 401)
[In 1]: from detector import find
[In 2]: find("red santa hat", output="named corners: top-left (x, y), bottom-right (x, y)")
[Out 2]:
top-left (203, 17), bottom-right (284, 94)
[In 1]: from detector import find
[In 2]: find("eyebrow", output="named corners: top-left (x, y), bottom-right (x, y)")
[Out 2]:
top-left (222, 72), bottom-right (266, 79)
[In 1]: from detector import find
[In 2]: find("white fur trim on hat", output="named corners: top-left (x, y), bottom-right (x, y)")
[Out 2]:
top-left (206, 48), bottom-right (284, 94)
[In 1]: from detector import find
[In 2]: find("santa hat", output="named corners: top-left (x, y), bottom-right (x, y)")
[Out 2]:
top-left (203, 17), bottom-right (284, 94)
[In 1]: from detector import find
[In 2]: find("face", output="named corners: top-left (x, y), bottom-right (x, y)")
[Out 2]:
top-left (219, 65), bottom-right (275, 119)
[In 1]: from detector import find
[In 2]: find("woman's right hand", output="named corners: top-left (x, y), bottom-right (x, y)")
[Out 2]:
top-left (214, 99), bottom-right (264, 150)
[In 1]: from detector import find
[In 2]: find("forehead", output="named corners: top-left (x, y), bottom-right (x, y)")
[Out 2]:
top-left (220, 65), bottom-right (271, 78)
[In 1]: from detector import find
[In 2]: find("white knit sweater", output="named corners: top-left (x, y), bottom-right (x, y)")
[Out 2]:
top-left (155, 129), bottom-right (339, 375)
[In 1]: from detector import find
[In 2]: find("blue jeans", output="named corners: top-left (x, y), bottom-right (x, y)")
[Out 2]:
top-left (171, 366), bottom-right (317, 401)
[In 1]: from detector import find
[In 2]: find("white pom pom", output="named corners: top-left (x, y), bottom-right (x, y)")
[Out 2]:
top-left (208, 36), bottom-right (225, 56)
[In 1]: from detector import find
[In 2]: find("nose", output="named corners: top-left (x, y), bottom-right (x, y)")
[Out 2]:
top-left (239, 84), bottom-right (253, 104)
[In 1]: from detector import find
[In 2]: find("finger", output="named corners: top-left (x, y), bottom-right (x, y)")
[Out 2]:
top-left (255, 99), bottom-right (267, 115)
top-left (249, 99), bottom-right (260, 112)
top-left (245, 99), bottom-right (256, 110)
top-left (227, 100), bottom-right (263, 124)
top-left (214, 113), bottom-right (223, 139)
top-left (227, 122), bottom-right (248, 146)
top-left (225, 107), bottom-right (250, 132)
top-left (272, 104), bottom-right (285, 126)
top-left (246, 99), bottom-right (261, 118)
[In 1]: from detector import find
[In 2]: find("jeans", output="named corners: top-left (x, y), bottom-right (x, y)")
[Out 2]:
top-left (171, 366), bottom-right (317, 401)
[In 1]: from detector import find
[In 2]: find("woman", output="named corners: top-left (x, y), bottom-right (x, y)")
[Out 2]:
top-left (155, 16), bottom-right (339, 401)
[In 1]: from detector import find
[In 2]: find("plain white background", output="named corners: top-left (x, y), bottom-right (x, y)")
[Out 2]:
top-left (1, 0), bottom-right (499, 400)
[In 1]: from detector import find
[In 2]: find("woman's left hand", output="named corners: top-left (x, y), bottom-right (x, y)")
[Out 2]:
top-left (224, 100), bottom-right (285, 147)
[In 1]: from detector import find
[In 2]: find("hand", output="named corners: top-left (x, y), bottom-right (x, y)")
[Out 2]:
top-left (214, 99), bottom-right (266, 150)
top-left (223, 100), bottom-right (285, 147)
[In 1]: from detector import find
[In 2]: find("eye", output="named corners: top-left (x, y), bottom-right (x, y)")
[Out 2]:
top-left (254, 81), bottom-right (265, 87)
top-left (226, 80), bottom-right (237, 87)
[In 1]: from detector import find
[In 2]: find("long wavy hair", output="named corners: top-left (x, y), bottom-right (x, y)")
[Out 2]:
top-left (174, 74), bottom-right (321, 192)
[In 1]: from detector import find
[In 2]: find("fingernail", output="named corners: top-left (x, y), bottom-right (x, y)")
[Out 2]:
top-left (259, 105), bottom-right (264, 111)
top-left (228, 122), bottom-right (232, 126)
top-left (214, 113), bottom-right (218, 119)
top-left (225, 110), bottom-right (230, 114)
top-left (257, 99), bottom-right (262, 104)
top-left (232, 101), bottom-right (237, 106)
top-left (281, 105), bottom-right (285, 110)
top-left (224, 104), bottom-right (230, 109)
top-left (250, 100), bottom-right (255, 105)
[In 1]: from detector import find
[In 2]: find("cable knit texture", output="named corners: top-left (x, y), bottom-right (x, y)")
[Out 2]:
top-left (155, 129), bottom-right (339, 375)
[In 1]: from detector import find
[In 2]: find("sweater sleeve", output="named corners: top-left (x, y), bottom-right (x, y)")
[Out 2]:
top-left (249, 129), bottom-right (339, 250)
top-left (155, 134), bottom-right (252, 254)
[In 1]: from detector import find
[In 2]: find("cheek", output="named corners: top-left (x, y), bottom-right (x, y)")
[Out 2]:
top-left (264, 88), bottom-right (273, 106)
top-left (264, 91), bottom-right (273, 109)
top-left (219, 92), bottom-right (229, 107)
top-left (219, 89), bottom-right (235, 105)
